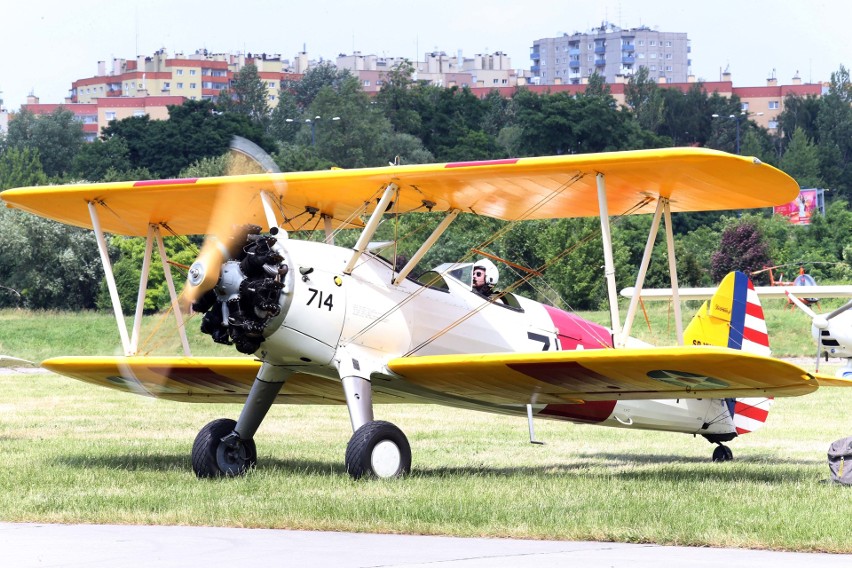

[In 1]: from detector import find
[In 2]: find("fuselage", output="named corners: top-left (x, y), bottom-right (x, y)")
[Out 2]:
top-left (244, 237), bottom-right (739, 439)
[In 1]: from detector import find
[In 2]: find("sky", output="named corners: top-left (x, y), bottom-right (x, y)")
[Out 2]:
top-left (2, 0), bottom-right (850, 112)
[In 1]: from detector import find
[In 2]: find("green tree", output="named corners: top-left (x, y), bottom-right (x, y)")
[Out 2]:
top-left (0, 209), bottom-right (103, 309)
top-left (282, 62), bottom-right (353, 109)
top-left (625, 67), bottom-right (664, 132)
top-left (815, 65), bottom-right (852, 199)
top-left (103, 99), bottom-right (275, 178)
top-left (375, 60), bottom-right (423, 135)
top-left (306, 76), bottom-right (400, 168)
top-left (0, 146), bottom-right (48, 189)
top-left (71, 136), bottom-right (132, 181)
top-left (218, 63), bottom-right (270, 127)
top-left (5, 107), bottom-right (84, 178)
top-left (779, 127), bottom-right (824, 188)
top-left (268, 90), bottom-right (301, 144)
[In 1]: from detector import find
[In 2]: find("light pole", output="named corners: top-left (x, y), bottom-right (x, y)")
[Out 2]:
top-left (286, 115), bottom-right (340, 146)
top-left (711, 111), bottom-right (763, 154)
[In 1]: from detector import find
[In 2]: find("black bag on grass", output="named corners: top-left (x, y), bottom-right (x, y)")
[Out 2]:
top-left (828, 436), bottom-right (852, 486)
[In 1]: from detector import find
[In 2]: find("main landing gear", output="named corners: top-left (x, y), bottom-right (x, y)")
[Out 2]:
top-left (190, 361), bottom-right (411, 480)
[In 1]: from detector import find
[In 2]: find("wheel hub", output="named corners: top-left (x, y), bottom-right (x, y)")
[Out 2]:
top-left (371, 440), bottom-right (402, 478)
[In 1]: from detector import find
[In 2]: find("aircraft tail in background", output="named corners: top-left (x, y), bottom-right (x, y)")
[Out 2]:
top-left (684, 271), bottom-right (773, 436)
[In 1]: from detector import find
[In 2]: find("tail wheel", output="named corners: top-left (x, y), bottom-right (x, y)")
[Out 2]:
top-left (712, 444), bottom-right (734, 462)
top-left (345, 420), bottom-right (411, 480)
top-left (192, 418), bottom-right (257, 478)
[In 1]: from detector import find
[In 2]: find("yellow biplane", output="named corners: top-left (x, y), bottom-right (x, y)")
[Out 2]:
top-left (4, 147), bottom-right (849, 478)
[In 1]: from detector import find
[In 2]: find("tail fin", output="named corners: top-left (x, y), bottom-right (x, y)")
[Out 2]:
top-left (684, 271), bottom-right (771, 356)
top-left (685, 271), bottom-right (773, 435)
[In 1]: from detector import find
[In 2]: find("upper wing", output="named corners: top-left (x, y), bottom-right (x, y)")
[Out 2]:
top-left (386, 346), bottom-right (818, 405)
top-left (1, 148), bottom-right (798, 237)
top-left (621, 285), bottom-right (852, 301)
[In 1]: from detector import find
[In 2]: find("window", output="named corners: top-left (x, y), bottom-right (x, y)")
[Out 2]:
top-left (650, 53), bottom-right (657, 59)
top-left (741, 102), bottom-right (749, 111)
top-left (666, 53), bottom-right (673, 59)
top-left (769, 101), bottom-right (780, 109)
top-left (163, 82), bottom-right (170, 89)
top-left (649, 40), bottom-right (656, 46)
top-left (176, 69), bottom-right (183, 75)
top-left (105, 111), bottom-right (116, 120)
top-left (190, 83), bottom-right (196, 89)
top-left (650, 65), bottom-right (657, 71)
top-left (268, 81), bottom-right (275, 88)
top-left (768, 120), bottom-right (779, 129)
top-left (665, 41), bottom-right (672, 47)
top-left (666, 66), bottom-right (673, 71)
top-left (268, 95), bottom-right (275, 101)
top-left (638, 40), bottom-right (644, 46)
top-left (190, 69), bottom-right (196, 75)
top-left (133, 110), bottom-right (145, 117)
top-left (177, 82), bottom-right (183, 89)
top-left (363, 80), bottom-right (371, 86)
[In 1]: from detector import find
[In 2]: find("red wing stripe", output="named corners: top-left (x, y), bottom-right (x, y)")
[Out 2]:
top-left (444, 158), bottom-right (519, 168)
top-left (133, 178), bottom-right (199, 187)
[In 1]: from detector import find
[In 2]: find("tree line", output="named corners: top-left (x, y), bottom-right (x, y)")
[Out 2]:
top-left (1, 62), bottom-right (851, 311)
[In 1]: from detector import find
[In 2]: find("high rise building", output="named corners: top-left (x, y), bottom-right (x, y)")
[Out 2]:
top-left (531, 22), bottom-right (690, 85)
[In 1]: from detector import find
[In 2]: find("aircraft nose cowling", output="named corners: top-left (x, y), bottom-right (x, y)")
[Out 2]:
top-left (192, 227), bottom-right (292, 355)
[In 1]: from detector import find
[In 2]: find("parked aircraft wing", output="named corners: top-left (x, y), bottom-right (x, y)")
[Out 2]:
top-left (621, 285), bottom-right (852, 301)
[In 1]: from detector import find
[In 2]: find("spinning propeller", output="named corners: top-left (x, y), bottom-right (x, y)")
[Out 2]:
top-left (181, 138), bottom-right (291, 355)
top-left (786, 290), bottom-right (852, 377)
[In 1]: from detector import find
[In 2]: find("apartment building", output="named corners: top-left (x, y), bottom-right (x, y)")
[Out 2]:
top-left (71, 49), bottom-right (301, 108)
top-left (21, 94), bottom-right (186, 141)
top-left (470, 71), bottom-right (822, 133)
top-left (531, 22), bottom-right (690, 85)
top-left (336, 50), bottom-right (517, 92)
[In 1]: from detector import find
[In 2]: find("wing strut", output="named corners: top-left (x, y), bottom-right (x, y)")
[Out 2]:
top-left (130, 225), bottom-right (156, 353)
top-left (393, 208), bottom-right (460, 285)
top-left (128, 225), bottom-right (192, 356)
top-left (259, 191), bottom-right (280, 233)
top-left (663, 199), bottom-right (684, 344)
top-left (596, 173), bottom-right (622, 338)
top-left (344, 183), bottom-right (398, 275)
top-left (620, 199), bottom-right (664, 346)
top-left (89, 200), bottom-right (131, 355)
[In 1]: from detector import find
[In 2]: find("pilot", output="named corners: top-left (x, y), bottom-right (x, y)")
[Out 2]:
top-left (471, 259), bottom-right (499, 297)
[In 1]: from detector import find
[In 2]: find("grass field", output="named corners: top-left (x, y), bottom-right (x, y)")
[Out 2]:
top-left (1, 307), bottom-right (852, 552)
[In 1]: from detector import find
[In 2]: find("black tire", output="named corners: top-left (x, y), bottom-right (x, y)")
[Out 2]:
top-left (712, 444), bottom-right (734, 462)
top-left (192, 418), bottom-right (257, 478)
top-left (345, 420), bottom-right (411, 480)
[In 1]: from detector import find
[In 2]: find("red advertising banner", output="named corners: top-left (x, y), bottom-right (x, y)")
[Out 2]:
top-left (774, 189), bottom-right (818, 225)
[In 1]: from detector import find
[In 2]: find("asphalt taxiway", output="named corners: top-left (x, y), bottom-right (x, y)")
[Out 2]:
top-left (2, 523), bottom-right (851, 567)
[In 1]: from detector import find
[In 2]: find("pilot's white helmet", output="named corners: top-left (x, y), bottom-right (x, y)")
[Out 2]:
top-left (473, 258), bottom-right (499, 285)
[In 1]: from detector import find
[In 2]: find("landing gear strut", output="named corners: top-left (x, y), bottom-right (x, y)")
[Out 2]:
top-left (712, 443), bottom-right (733, 462)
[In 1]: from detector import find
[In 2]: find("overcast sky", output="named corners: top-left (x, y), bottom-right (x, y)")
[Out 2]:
top-left (2, 0), bottom-right (849, 112)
